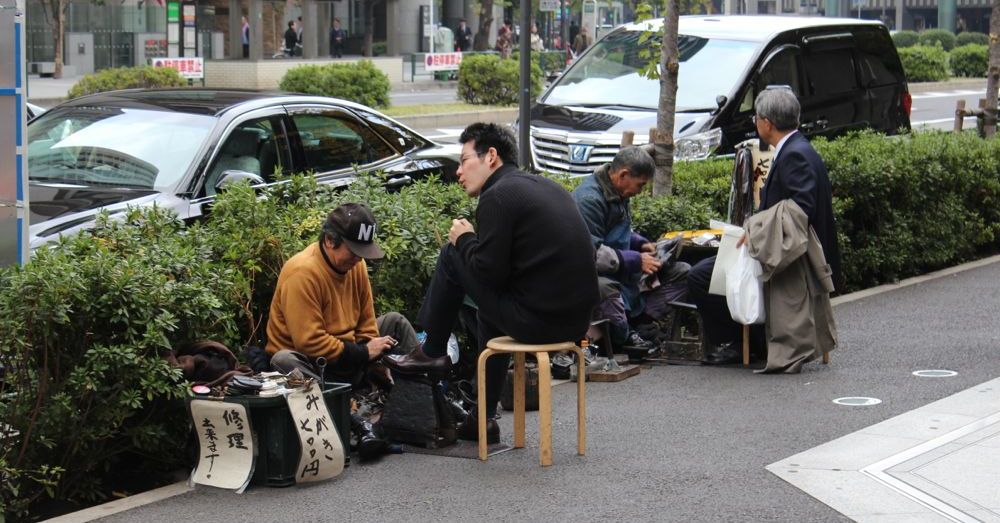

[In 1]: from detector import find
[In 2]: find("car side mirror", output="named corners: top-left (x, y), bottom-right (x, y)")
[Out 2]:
top-left (215, 170), bottom-right (266, 192)
top-left (712, 95), bottom-right (728, 115)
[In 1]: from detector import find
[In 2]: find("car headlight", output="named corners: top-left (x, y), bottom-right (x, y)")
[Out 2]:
top-left (674, 128), bottom-right (722, 161)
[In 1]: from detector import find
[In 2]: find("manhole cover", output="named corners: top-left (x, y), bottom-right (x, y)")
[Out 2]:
top-left (912, 369), bottom-right (958, 378)
top-left (832, 397), bottom-right (882, 406)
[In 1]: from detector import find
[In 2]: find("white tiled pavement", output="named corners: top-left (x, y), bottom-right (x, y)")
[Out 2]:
top-left (768, 378), bottom-right (1000, 522)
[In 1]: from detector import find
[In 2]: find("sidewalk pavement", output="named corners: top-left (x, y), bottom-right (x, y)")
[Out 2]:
top-left (46, 256), bottom-right (1000, 523)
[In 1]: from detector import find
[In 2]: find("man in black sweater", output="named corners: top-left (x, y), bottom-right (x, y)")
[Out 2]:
top-left (384, 123), bottom-right (599, 443)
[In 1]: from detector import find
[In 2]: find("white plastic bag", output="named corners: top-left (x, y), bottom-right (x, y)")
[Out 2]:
top-left (725, 244), bottom-right (765, 325)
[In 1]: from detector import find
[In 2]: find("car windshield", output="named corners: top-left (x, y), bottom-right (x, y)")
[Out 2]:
top-left (27, 107), bottom-right (214, 191)
top-left (544, 31), bottom-right (760, 111)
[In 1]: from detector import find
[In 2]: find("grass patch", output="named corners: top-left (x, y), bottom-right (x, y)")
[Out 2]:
top-left (383, 102), bottom-right (513, 117)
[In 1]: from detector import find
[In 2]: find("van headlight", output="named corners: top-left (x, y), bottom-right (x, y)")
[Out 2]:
top-left (674, 128), bottom-right (722, 161)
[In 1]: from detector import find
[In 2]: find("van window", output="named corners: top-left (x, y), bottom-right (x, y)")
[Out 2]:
top-left (739, 46), bottom-right (802, 112)
top-left (544, 30), bottom-right (759, 111)
top-left (804, 49), bottom-right (859, 95)
top-left (853, 29), bottom-right (905, 86)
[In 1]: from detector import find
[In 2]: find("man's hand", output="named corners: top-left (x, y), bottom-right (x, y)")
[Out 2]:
top-left (448, 218), bottom-right (475, 245)
top-left (736, 234), bottom-right (747, 248)
top-left (640, 252), bottom-right (662, 274)
top-left (640, 242), bottom-right (656, 253)
top-left (365, 336), bottom-right (397, 360)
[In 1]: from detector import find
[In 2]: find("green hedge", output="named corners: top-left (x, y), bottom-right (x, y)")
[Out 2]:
top-left (279, 60), bottom-right (391, 109)
top-left (891, 30), bottom-right (919, 48)
top-left (950, 44), bottom-right (989, 77)
top-left (898, 45), bottom-right (950, 82)
top-left (457, 54), bottom-right (543, 106)
top-left (956, 31), bottom-right (990, 46)
top-left (67, 66), bottom-right (186, 99)
top-left (917, 28), bottom-right (957, 51)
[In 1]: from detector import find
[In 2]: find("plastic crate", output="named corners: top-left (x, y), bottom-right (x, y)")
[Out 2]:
top-left (194, 381), bottom-right (351, 488)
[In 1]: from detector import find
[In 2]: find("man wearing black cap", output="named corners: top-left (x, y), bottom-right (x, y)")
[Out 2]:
top-left (267, 203), bottom-right (420, 460)
top-left (267, 202), bottom-right (419, 384)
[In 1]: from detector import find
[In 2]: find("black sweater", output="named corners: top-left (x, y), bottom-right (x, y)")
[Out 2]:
top-left (455, 164), bottom-right (599, 343)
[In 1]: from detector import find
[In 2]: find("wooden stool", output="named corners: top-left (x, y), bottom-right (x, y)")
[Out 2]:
top-left (477, 336), bottom-right (586, 466)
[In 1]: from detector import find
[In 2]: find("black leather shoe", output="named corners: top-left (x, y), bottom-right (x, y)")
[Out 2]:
top-left (382, 348), bottom-right (452, 377)
top-left (702, 341), bottom-right (741, 365)
top-left (456, 413), bottom-right (499, 444)
top-left (353, 419), bottom-right (389, 462)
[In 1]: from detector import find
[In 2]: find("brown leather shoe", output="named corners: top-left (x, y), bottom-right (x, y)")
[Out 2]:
top-left (456, 413), bottom-right (500, 444)
top-left (382, 348), bottom-right (452, 377)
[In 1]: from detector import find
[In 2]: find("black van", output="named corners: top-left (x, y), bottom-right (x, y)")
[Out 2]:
top-left (529, 16), bottom-right (911, 176)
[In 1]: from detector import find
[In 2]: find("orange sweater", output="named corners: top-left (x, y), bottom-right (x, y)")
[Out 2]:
top-left (265, 242), bottom-right (379, 362)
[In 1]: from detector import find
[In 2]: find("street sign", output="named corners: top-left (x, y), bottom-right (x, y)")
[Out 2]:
top-left (425, 52), bottom-right (463, 71)
top-left (152, 57), bottom-right (204, 79)
top-left (540, 0), bottom-right (559, 12)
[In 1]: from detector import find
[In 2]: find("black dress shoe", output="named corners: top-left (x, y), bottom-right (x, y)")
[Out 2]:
top-left (702, 341), bottom-right (741, 365)
top-left (382, 348), bottom-right (452, 377)
top-left (456, 413), bottom-right (499, 444)
top-left (352, 418), bottom-right (390, 461)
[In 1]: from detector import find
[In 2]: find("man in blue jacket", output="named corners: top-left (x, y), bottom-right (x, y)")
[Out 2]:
top-left (573, 146), bottom-right (689, 355)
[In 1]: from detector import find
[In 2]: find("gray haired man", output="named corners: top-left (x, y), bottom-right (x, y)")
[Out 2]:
top-left (573, 146), bottom-right (690, 355)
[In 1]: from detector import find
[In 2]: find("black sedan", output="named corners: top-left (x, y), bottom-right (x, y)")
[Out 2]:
top-left (27, 89), bottom-right (460, 249)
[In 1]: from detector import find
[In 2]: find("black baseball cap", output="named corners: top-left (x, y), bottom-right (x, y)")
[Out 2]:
top-left (325, 203), bottom-right (384, 259)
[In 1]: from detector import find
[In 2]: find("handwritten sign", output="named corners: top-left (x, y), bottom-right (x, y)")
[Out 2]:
top-left (286, 383), bottom-right (345, 483)
top-left (189, 400), bottom-right (254, 492)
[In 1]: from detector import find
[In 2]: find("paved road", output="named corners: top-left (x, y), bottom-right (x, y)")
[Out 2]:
top-left (92, 259), bottom-right (1000, 523)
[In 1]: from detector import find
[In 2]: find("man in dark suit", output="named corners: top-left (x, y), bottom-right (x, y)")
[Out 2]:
top-left (687, 86), bottom-right (840, 365)
top-left (455, 18), bottom-right (473, 52)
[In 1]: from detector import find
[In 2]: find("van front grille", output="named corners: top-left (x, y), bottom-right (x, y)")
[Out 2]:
top-left (531, 133), bottom-right (622, 177)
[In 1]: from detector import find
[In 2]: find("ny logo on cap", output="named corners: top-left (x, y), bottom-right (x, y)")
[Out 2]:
top-left (357, 223), bottom-right (375, 242)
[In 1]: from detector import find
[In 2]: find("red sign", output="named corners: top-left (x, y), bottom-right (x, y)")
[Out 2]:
top-left (425, 52), bottom-right (464, 71)
top-left (151, 57), bottom-right (204, 79)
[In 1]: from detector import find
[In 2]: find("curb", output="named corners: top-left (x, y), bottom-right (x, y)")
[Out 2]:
top-left (394, 108), bottom-right (517, 129)
top-left (40, 481), bottom-right (192, 523)
top-left (831, 253), bottom-right (1000, 307)
top-left (908, 78), bottom-right (988, 94)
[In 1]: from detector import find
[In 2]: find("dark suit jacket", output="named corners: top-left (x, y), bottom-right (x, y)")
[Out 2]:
top-left (456, 26), bottom-right (473, 51)
top-left (759, 131), bottom-right (842, 292)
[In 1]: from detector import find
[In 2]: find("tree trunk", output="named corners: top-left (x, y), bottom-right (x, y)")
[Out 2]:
top-left (652, 0), bottom-right (679, 196)
top-left (985, 0), bottom-right (1000, 138)
top-left (473, 0), bottom-right (494, 51)
top-left (52, 0), bottom-right (65, 79)
top-left (363, 0), bottom-right (376, 57)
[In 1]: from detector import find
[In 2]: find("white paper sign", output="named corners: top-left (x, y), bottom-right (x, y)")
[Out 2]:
top-left (286, 383), bottom-right (345, 483)
top-left (190, 400), bottom-right (254, 492)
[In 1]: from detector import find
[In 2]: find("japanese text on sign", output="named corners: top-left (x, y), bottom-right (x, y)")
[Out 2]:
top-left (425, 52), bottom-right (464, 71)
top-left (151, 57), bottom-right (204, 79)
top-left (189, 400), bottom-right (253, 492)
top-left (286, 383), bottom-right (344, 482)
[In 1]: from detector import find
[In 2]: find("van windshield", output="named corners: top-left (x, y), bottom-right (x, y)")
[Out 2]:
top-left (544, 31), bottom-right (759, 111)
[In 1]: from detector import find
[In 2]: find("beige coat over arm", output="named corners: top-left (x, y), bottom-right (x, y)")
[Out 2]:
top-left (746, 199), bottom-right (837, 374)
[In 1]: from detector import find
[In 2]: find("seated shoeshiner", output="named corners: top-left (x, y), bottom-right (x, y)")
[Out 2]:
top-left (572, 146), bottom-right (690, 356)
top-left (266, 202), bottom-right (420, 460)
top-left (383, 123), bottom-right (600, 444)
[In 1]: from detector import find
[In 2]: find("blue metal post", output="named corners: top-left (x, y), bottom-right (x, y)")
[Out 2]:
top-left (1, 0), bottom-right (28, 266)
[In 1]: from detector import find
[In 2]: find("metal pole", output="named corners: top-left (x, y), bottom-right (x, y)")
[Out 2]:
top-left (0, 0), bottom-right (29, 266)
top-left (430, 0), bottom-right (435, 52)
top-left (518, 0), bottom-right (531, 170)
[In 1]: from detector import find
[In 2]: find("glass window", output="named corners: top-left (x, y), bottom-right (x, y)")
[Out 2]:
top-left (804, 49), bottom-right (858, 95)
top-left (352, 107), bottom-right (425, 152)
top-left (203, 116), bottom-right (285, 196)
top-left (543, 31), bottom-right (760, 111)
top-left (27, 107), bottom-right (214, 191)
top-left (291, 111), bottom-right (396, 173)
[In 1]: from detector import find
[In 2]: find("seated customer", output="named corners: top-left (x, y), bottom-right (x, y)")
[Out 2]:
top-left (573, 146), bottom-right (690, 354)
top-left (384, 122), bottom-right (600, 443)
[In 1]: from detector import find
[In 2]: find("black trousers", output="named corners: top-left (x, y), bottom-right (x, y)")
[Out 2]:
top-left (418, 243), bottom-right (550, 418)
